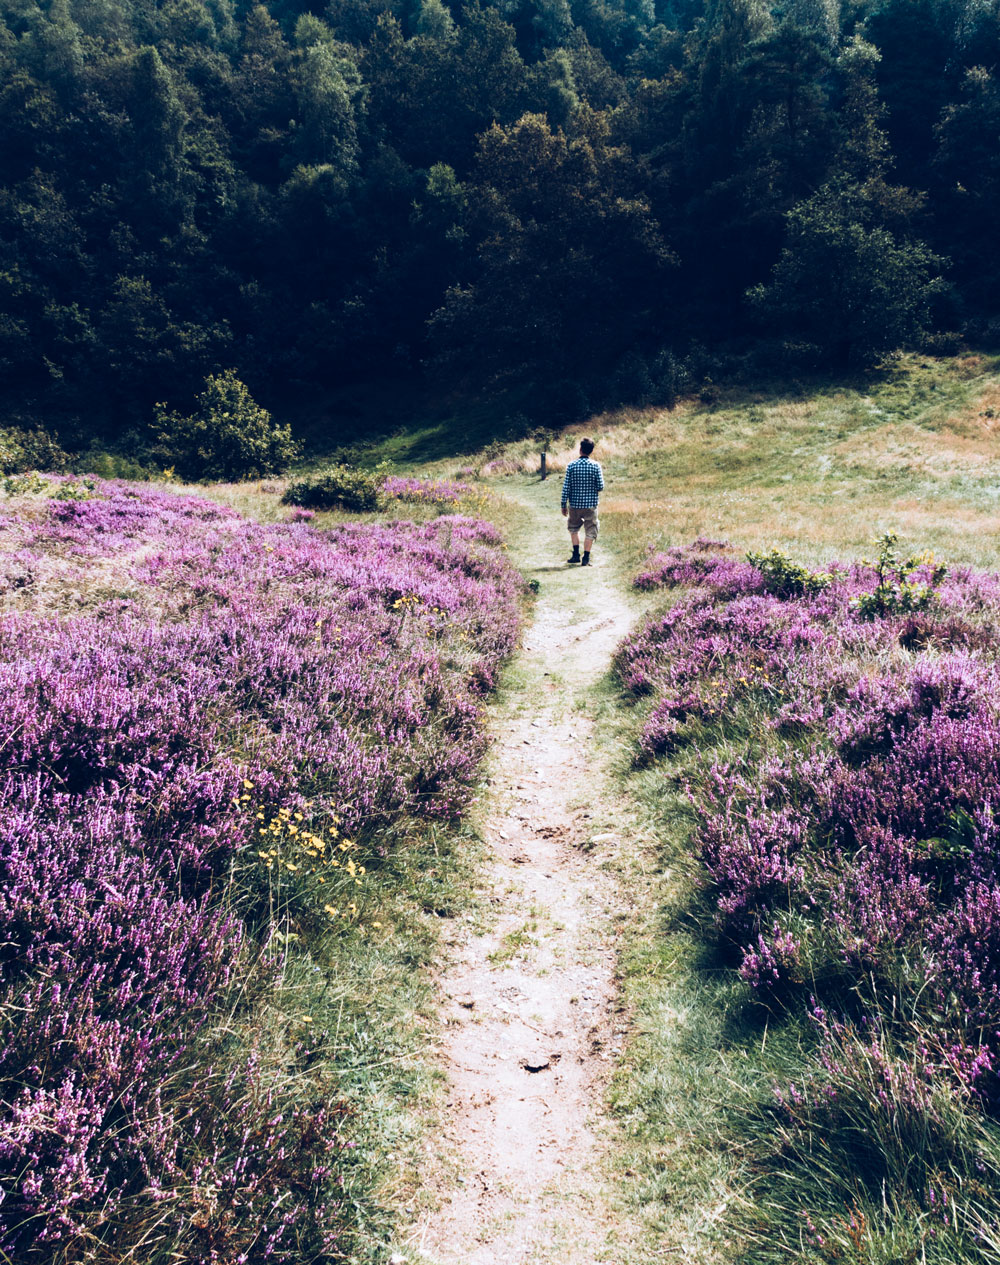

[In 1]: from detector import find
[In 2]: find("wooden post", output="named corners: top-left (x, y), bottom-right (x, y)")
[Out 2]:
top-left (540, 450), bottom-right (547, 481)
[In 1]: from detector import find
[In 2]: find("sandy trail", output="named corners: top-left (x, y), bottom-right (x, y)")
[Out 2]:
top-left (404, 485), bottom-right (639, 1265)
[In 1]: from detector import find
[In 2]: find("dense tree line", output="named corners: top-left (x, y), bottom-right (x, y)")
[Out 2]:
top-left (1, 0), bottom-right (998, 441)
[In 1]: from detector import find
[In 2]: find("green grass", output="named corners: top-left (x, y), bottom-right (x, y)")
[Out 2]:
top-left (215, 808), bottom-right (496, 1263)
top-left (593, 352), bottom-right (1000, 573)
top-left (487, 920), bottom-right (541, 965)
top-left (288, 375), bottom-right (544, 468)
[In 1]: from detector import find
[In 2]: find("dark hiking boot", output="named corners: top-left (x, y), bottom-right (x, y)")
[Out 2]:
top-left (567, 549), bottom-right (580, 564)
top-left (581, 553), bottom-right (591, 566)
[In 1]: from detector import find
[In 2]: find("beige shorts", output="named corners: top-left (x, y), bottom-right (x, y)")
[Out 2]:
top-left (567, 506), bottom-right (599, 539)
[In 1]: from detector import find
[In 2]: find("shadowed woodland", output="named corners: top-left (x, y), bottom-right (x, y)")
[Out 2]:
top-left (3, 0), bottom-right (1000, 451)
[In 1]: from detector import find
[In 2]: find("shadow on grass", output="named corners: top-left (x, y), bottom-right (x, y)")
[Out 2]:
top-left (291, 377), bottom-right (543, 466)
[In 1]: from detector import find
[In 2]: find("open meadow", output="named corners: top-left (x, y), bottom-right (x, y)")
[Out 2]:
top-left (6, 354), bottom-right (1000, 1264)
top-left (354, 353), bottom-right (1000, 1262)
top-left (5, 0), bottom-right (1000, 1249)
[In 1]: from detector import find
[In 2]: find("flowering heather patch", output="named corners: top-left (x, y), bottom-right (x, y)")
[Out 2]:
top-left (618, 539), bottom-right (1000, 1083)
top-left (633, 537), bottom-right (764, 595)
top-left (381, 475), bottom-right (474, 505)
top-left (619, 538), bottom-right (1000, 1254)
top-left (0, 477), bottom-right (521, 1260)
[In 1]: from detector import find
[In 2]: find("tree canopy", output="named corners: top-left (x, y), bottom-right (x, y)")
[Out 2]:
top-left (0, 0), bottom-right (995, 442)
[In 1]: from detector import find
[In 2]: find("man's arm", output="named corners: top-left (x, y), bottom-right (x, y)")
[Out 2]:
top-left (561, 466), bottom-right (572, 509)
top-left (596, 464), bottom-right (605, 493)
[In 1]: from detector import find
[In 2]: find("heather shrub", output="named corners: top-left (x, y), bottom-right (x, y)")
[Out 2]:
top-left (634, 538), bottom-right (763, 595)
top-left (282, 464), bottom-right (380, 512)
top-left (381, 474), bottom-right (473, 505)
top-left (619, 536), bottom-right (1000, 1259)
top-left (152, 370), bottom-right (298, 481)
top-left (0, 479), bottom-right (522, 1258)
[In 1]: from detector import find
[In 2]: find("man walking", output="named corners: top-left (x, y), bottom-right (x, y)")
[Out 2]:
top-left (561, 437), bottom-right (604, 566)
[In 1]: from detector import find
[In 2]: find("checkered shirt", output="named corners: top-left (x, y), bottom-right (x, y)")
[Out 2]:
top-left (561, 457), bottom-right (604, 509)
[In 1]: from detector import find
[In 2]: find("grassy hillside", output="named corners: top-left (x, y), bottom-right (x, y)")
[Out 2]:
top-left (472, 354), bottom-right (1000, 567)
top-left (361, 352), bottom-right (1000, 1264)
top-left (7, 352), bottom-right (1000, 1263)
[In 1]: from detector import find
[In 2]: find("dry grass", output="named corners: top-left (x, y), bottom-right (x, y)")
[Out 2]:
top-left (514, 357), bottom-right (1000, 574)
top-left (939, 381), bottom-right (1000, 440)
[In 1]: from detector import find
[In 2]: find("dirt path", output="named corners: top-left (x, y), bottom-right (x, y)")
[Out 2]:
top-left (401, 480), bottom-right (642, 1264)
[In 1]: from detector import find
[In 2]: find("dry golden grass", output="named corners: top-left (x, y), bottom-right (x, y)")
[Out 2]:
top-left (835, 421), bottom-right (1000, 476)
top-left (939, 382), bottom-right (1000, 441)
top-left (181, 477), bottom-right (293, 522)
top-left (444, 356), bottom-right (1000, 574)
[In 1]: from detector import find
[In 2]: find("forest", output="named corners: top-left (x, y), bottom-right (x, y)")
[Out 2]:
top-left (1, 0), bottom-right (999, 451)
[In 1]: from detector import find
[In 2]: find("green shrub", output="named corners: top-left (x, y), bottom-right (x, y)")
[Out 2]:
top-left (51, 476), bottom-right (97, 501)
top-left (0, 426), bottom-right (72, 474)
top-left (746, 549), bottom-right (833, 599)
top-left (852, 532), bottom-right (947, 620)
top-left (2, 473), bottom-right (49, 497)
top-left (152, 370), bottom-right (298, 481)
top-left (282, 465), bottom-right (380, 512)
top-left (75, 448), bottom-right (154, 480)
top-left (920, 330), bottom-right (964, 356)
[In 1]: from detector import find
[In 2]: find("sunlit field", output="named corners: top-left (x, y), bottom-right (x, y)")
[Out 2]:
top-left (432, 354), bottom-right (1000, 571)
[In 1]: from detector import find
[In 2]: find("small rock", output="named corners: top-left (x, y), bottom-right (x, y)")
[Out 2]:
top-left (520, 1052), bottom-right (562, 1073)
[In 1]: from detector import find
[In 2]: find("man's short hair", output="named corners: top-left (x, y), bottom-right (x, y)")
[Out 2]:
top-left (579, 437), bottom-right (595, 456)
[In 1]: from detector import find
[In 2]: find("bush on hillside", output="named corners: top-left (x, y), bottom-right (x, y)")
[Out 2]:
top-left (0, 426), bottom-right (72, 474)
top-left (750, 182), bottom-right (945, 368)
top-left (75, 448), bottom-right (155, 480)
top-left (282, 464), bottom-right (380, 512)
top-left (609, 348), bottom-right (691, 409)
top-left (152, 371), bottom-right (298, 481)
